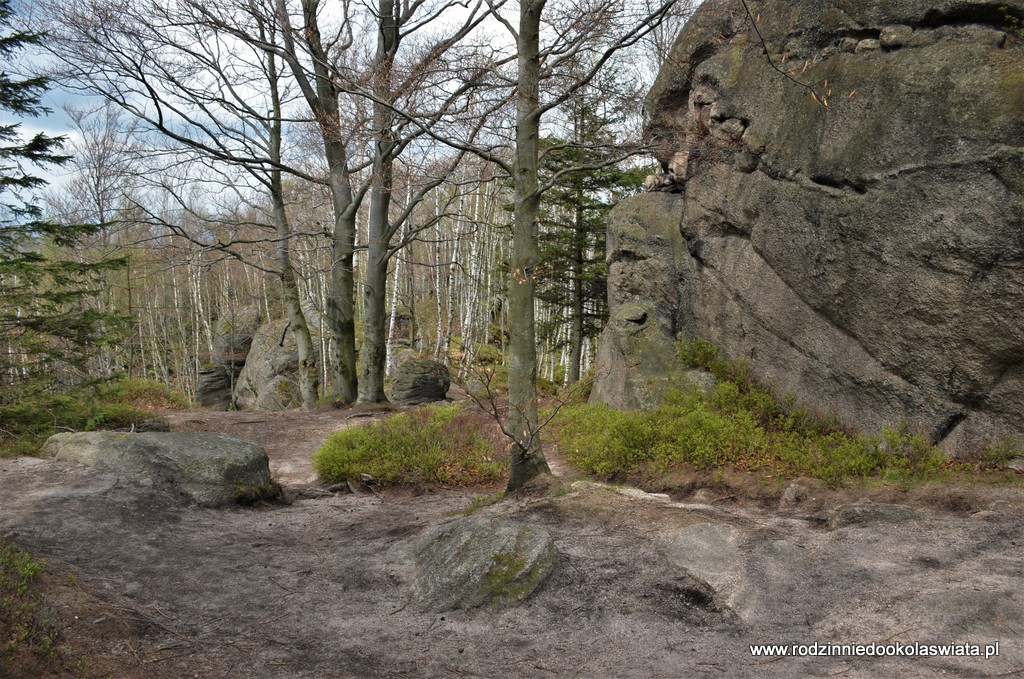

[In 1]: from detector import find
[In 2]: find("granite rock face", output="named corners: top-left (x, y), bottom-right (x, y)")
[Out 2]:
top-left (594, 0), bottom-right (1024, 452)
top-left (195, 306), bottom-right (261, 410)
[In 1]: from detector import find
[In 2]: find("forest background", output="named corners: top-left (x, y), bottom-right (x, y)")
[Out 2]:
top-left (1, 0), bottom-right (698, 486)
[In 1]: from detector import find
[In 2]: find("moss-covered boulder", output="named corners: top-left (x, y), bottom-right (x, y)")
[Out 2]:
top-left (413, 516), bottom-right (555, 612)
top-left (42, 432), bottom-right (274, 507)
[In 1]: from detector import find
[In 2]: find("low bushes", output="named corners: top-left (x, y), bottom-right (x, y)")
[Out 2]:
top-left (0, 378), bottom-right (189, 458)
top-left (0, 541), bottom-right (58, 666)
top-left (312, 404), bottom-right (507, 488)
top-left (554, 340), bottom-right (993, 487)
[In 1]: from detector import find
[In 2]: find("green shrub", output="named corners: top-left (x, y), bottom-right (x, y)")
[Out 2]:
top-left (312, 404), bottom-right (507, 487)
top-left (99, 378), bottom-right (191, 410)
top-left (0, 541), bottom-right (58, 664)
top-left (970, 436), bottom-right (1023, 465)
top-left (554, 341), bottom-right (955, 487)
top-left (0, 377), bottom-right (188, 458)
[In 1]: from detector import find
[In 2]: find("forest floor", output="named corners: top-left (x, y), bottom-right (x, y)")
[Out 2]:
top-left (2, 405), bottom-right (1024, 678)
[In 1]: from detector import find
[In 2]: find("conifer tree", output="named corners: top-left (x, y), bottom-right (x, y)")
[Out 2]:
top-left (0, 0), bottom-right (123, 382)
top-left (536, 92), bottom-right (648, 384)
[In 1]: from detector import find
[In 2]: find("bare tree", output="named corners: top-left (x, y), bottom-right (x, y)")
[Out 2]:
top-left (487, 0), bottom-right (689, 490)
top-left (41, 0), bottom-right (326, 406)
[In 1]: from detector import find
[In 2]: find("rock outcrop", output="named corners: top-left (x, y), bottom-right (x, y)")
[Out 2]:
top-left (234, 318), bottom-right (304, 411)
top-left (595, 0), bottom-right (1024, 452)
top-left (195, 306), bottom-right (261, 410)
top-left (388, 358), bottom-right (451, 405)
top-left (42, 431), bottom-right (274, 507)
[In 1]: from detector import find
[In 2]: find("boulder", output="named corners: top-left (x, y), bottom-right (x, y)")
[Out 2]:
top-left (593, 0), bottom-right (1024, 452)
top-left (389, 358), bottom-right (451, 405)
top-left (413, 516), bottom-right (556, 612)
top-left (235, 318), bottom-right (302, 411)
top-left (41, 432), bottom-right (273, 507)
top-left (827, 499), bottom-right (923, 530)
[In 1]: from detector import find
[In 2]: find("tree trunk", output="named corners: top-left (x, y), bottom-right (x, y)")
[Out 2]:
top-left (568, 210), bottom-right (584, 384)
top-left (358, 0), bottom-right (399, 403)
top-left (507, 0), bottom-right (552, 492)
top-left (278, 0), bottom-right (358, 403)
top-left (268, 47), bottom-right (319, 409)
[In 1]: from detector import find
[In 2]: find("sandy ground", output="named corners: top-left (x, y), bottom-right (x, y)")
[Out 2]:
top-left (2, 407), bottom-right (1023, 678)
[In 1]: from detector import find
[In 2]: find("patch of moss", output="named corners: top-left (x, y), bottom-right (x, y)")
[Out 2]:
top-left (484, 545), bottom-right (548, 605)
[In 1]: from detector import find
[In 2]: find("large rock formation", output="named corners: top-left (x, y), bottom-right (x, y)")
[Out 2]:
top-left (195, 306), bottom-right (261, 410)
top-left (594, 0), bottom-right (1024, 452)
top-left (388, 358), bottom-right (451, 405)
top-left (235, 315), bottom-right (319, 411)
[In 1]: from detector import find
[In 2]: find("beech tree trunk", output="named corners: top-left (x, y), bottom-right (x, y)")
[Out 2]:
top-left (278, 0), bottom-right (358, 403)
top-left (268, 46), bottom-right (319, 409)
top-left (359, 0), bottom-right (399, 403)
top-left (507, 0), bottom-right (552, 491)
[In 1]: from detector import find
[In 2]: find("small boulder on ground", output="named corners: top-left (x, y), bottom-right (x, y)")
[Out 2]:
top-left (413, 516), bottom-right (556, 612)
top-left (42, 432), bottom-right (274, 507)
top-left (389, 358), bottom-right (451, 405)
top-left (658, 521), bottom-right (755, 620)
top-left (827, 498), bottom-right (922, 530)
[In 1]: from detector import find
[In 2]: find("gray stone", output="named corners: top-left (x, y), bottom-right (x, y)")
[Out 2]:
top-left (234, 318), bottom-right (302, 411)
top-left (827, 499), bottom-right (923, 530)
top-left (195, 366), bottom-right (234, 410)
top-left (880, 25), bottom-right (914, 48)
top-left (389, 358), bottom-right (451, 405)
top-left (254, 375), bottom-right (301, 411)
top-left (41, 431), bottom-right (273, 507)
top-left (854, 38), bottom-right (881, 53)
top-left (681, 368), bottom-right (716, 394)
top-left (599, 0), bottom-right (1024, 454)
top-left (590, 193), bottom-right (690, 410)
top-left (1005, 457), bottom-right (1024, 472)
top-left (413, 516), bottom-right (556, 612)
top-left (195, 307), bottom-right (262, 410)
top-left (658, 522), bottom-right (755, 620)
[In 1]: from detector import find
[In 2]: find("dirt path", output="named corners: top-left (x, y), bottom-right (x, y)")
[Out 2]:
top-left (165, 406), bottom-right (394, 486)
top-left (2, 408), bottom-right (1023, 678)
